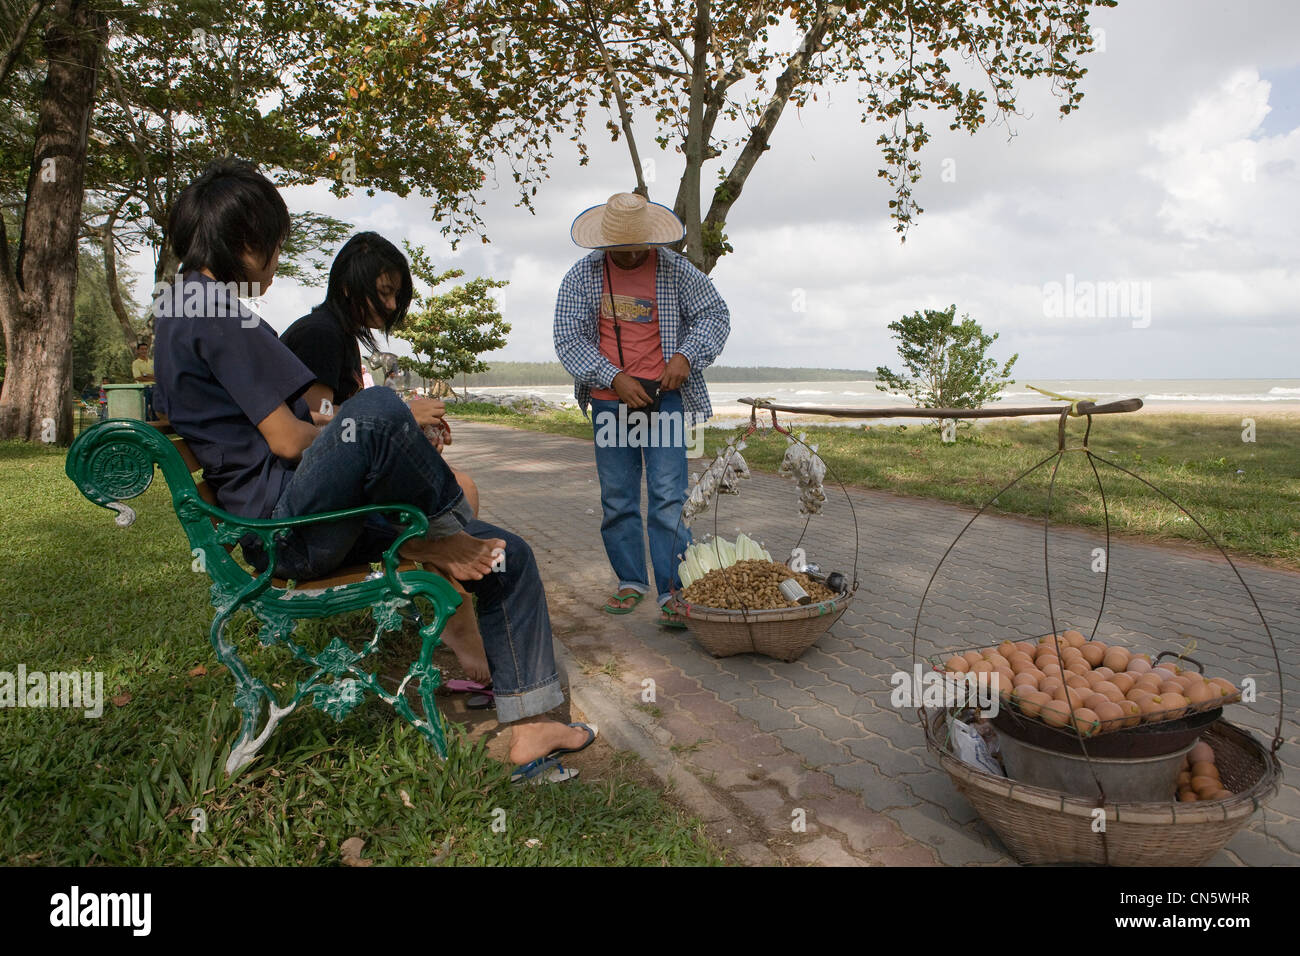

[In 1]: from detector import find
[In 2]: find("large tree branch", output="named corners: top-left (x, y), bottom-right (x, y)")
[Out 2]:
top-left (676, 0), bottom-right (709, 262)
top-left (578, 0), bottom-right (647, 194)
top-left (99, 47), bottom-right (165, 221)
top-left (699, 3), bottom-right (843, 272)
top-left (98, 193), bottom-right (142, 348)
top-left (0, 0), bottom-right (48, 91)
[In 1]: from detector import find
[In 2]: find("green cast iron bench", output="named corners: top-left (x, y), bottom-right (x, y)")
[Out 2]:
top-left (66, 419), bottom-right (461, 774)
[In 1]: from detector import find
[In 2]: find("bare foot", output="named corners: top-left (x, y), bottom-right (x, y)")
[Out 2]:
top-left (441, 601), bottom-right (491, 684)
top-left (400, 531), bottom-right (504, 581)
top-left (508, 720), bottom-right (590, 765)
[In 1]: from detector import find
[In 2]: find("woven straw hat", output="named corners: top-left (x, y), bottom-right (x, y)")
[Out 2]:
top-left (570, 192), bottom-right (685, 249)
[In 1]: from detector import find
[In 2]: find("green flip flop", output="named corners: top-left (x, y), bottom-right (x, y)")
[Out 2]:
top-left (603, 590), bottom-right (645, 615)
top-left (659, 603), bottom-right (688, 629)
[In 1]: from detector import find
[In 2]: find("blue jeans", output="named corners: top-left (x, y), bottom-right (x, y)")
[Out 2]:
top-left (589, 391), bottom-right (692, 604)
top-left (261, 387), bottom-right (564, 722)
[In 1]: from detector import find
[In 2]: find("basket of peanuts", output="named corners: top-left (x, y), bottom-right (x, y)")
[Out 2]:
top-left (669, 420), bottom-right (859, 662)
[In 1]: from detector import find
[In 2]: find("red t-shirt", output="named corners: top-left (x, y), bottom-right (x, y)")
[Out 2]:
top-left (591, 251), bottom-right (665, 400)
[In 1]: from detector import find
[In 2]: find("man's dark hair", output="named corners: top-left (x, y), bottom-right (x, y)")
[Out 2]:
top-left (167, 159), bottom-right (291, 283)
top-left (321, 232), bottom-right (413, 352)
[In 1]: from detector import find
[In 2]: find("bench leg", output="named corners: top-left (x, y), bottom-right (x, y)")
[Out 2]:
top-left (209, 606), bottom-right (294, 775)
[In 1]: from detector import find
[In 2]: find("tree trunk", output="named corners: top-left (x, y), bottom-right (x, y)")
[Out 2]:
top-left (676, 0), bottom-right (710, 270)
top-left (0, 0), bottom-right (106, 442)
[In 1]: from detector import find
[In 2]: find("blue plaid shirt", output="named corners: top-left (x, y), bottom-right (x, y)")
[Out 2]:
top-left (553, 247), bottom-right (730, 423)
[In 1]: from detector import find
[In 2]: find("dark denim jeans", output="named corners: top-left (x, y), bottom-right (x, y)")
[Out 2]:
top-left (589, 390), bottom-right (692, 604)
top-left (263, 386), bottom-right (564, 722)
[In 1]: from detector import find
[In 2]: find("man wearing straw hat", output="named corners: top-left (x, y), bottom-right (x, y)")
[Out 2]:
top-left (555, 192), bottom-right (731, 626)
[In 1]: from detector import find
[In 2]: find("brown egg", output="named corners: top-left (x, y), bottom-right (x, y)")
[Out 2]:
top-left (1208, 678), bottom-right (1241, 703)
top-left (1039, 676), bottom-right (1064, 697)
top-left (984, 654), bottom-right (1010, 671)
top-left (1038, 635), bottom-right (1061, 649)
top-left (1139, 695), bottom-right (1167, 721)
top-left (1110, 673), bottom-right (1136, 694)
top-left (1127, 658), bottom-right (1152, 675)
top-left (1062, 629), bottom-right (1087, 647)
top-left (1040, 699), bottom-right (1071, 727)
top-left (1092, 666), bottom-right (1115, 680)
top-left (1065, 673), bottom-right (1090, 690)
top-left (1118, 699), bottom-right (1142, 728)
top-left (1018, 690), bottom-right (1052, 718)
top-left (1033, 646), bottom-right (1059, 664)
top-left (1015, 641), bottom-right (1038, 657)
top-left (945, 655), bottom-right (971, 673)
top-left (1136, 674), bottom-right (1165, 693)
top-left (1092, 681), bottom-right (1124, 703)
top-left (1084, 670), bottom-right (1110, 688)
top-left (1186, 682), bottom-right (1219, 710)
top-left (997, 640), bottom-right (1017, 657)
top-left (995, 669), bottom-right (1016, 695)
top-left (1061, 646), bottom-right (1084, 663)
top-left (1158, 680), bottom-right (1186, 697)
top-left (1013, 671), bottom-right (1041, 689)
top-left (1176, 770), bottom-right (1191, 788)
top-left (1190, 761), bottom-right (1220, 780)
top-left (1152, 664), bottom-right (1179, 681)
top-left (1066, 660), bottom-right (1092, 677)
top-left (1178, 790), bottom-right (1199, 802)
top-left (1008, 652), bottom-right (1035, 670)
top-left (1102, 648), bottom-right (1130, 672)
top-left (970, 660), bottom-right (995, 674)
top-left (1127, 687), bottom-right (1155, 705)
top-left (1158, 692), bottom-right (1189, 720)
top-left (1189, 740), bottom-right (1215, 764)
top-left (1093, 700), bottom-right (1126, 732)
top-left (964, 650), bottom-right (984, 666)
top-left (1082, 692), bottom-right (1110, 712)
top-left (1039, 663), bottom-right (1063, 679)
top-left (1190, 775), bottom-right (1221, 796)
top-left (1070, 708), bottom-right (1101, 736)
top-left (1080, 643), bottom-right (1106, 667)
top-left (1059, 685), bottom-right (1089, 710)
top-left (1205, 789), bottom-right (1233, 801)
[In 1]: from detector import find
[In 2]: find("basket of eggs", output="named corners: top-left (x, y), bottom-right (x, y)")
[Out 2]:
top-left (913, 403), bottom-right (1284, 866)
top-left (669, 412), bottom-right (859, 662)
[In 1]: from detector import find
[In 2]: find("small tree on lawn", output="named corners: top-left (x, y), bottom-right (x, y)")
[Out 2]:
top-left (875, 305), bottom-right (1018, 430)
top-left (394, 245), bottom-right (509, 400)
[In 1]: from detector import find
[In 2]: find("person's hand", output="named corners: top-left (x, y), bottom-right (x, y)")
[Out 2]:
top-left (660, 353), bottom-right (691, 390)
top-left (407, 396), bottom-right (447, 429)
top-left (613, 372), bottom-right (653, 408)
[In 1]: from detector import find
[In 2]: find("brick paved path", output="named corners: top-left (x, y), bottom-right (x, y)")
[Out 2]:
top-left (452, 419), bottom-right (1298, 865)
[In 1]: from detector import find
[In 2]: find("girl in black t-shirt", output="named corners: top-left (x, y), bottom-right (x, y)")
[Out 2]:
top-left (282, 233), bottom-right (487, 681)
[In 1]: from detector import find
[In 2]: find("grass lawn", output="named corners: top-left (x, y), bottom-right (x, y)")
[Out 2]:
top-left (449, 404), bottom-right (1300, 570)
top-left (0, 440), bottom-right (722, 866)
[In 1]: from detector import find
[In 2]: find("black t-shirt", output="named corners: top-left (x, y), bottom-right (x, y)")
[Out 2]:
top-left (153, 272), bottom-right (316, 519)
top-left (280, 304), bottom-right (365, 408)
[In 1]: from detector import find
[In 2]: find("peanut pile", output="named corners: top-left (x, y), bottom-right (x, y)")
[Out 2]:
top-left (680, 559), bottom-right (836, 610)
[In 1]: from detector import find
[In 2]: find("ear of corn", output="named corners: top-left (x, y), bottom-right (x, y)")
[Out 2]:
top-left (678, 534), bottom-right (773, 587)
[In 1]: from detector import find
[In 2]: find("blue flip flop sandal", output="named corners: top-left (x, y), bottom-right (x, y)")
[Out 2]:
top-left (547, 722), bottom-right (598, 757)
top-left (510, 755), bottom-right (579, 785)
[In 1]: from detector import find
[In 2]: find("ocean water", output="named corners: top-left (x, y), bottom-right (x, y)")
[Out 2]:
top-left (467, 378), bottom-right (1300, 426)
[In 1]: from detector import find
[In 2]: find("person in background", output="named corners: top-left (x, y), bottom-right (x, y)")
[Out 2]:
top-left (553, 192), bottom-right (730, 626)
top-left (153, 160), bottom-right (593, 782)
top-left (132, 342), bottom-right (156, 420)
top-left (97, 377), bottom-right (109, 420)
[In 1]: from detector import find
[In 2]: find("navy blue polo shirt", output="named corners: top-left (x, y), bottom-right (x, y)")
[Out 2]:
top-left (153, 272), bottom-right (316, 519)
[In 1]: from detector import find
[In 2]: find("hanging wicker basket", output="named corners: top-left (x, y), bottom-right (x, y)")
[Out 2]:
top-left (908, 398), bottom-right (1286, 865)
top-left (925, 709), bottom-right (1280, 866)
top-left (670, 402), bottom-right (860, 662)
top-left (677, 588), bottom-right (854, 662)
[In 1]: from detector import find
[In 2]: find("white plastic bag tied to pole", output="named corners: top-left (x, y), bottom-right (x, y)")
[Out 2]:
top-left (778, 434), bottom-right (826, 515)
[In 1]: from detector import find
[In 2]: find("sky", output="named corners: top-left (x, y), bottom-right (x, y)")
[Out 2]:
top-left (127, 0), bottom-right (1300, 380)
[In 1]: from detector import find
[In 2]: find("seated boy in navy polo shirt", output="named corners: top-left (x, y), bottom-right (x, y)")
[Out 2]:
top-left (151, 160), bottom-right (592, 776)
